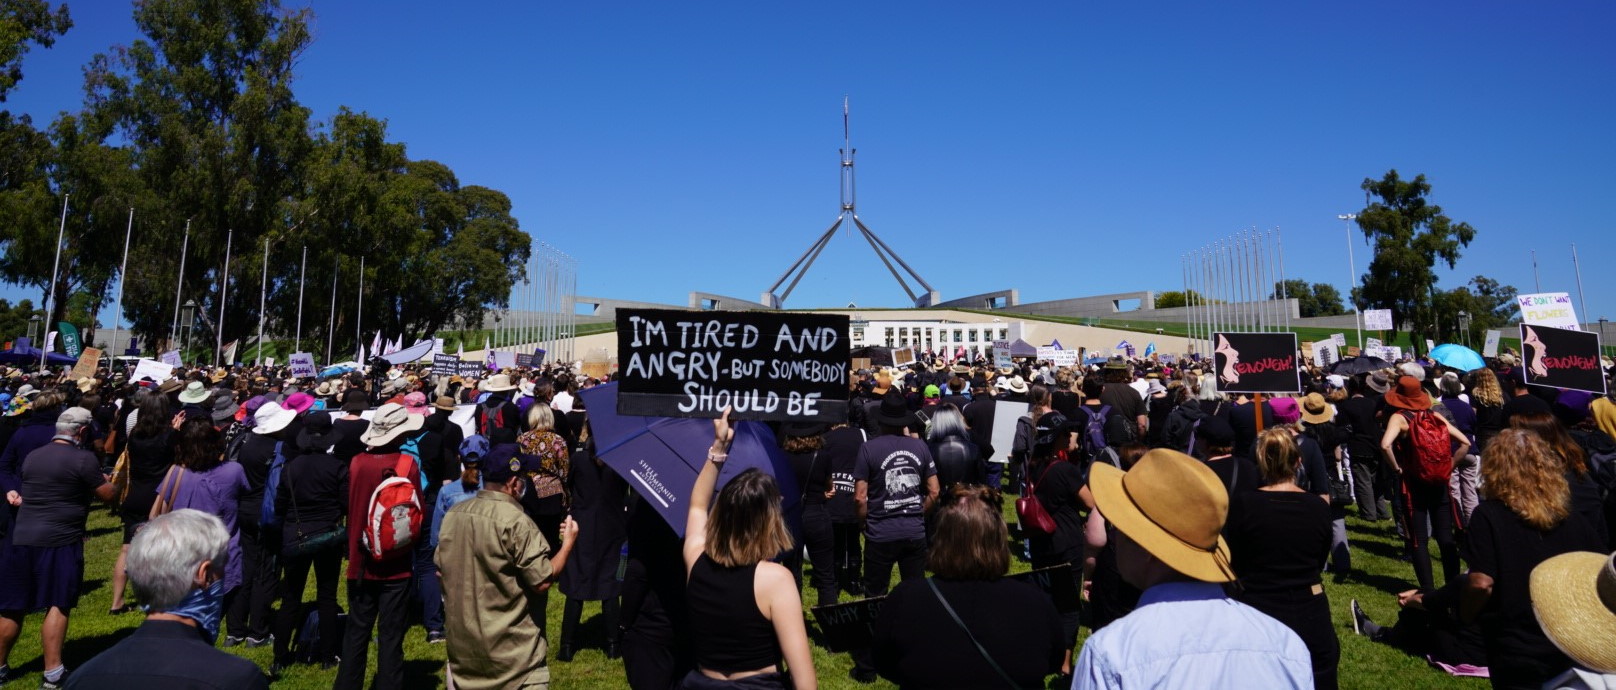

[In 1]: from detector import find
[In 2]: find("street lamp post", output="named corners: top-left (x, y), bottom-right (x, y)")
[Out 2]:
top-left (1601, 318), bottom-right (1609, 357)
top-left (1457, 311), bottom-right (1471, 349)
top-left (27, 314), bottom-right (41, 342)
top-left (1337, 213), bottom-right (1363, 351)
top-left (181, 299), bottom-right (197, 363)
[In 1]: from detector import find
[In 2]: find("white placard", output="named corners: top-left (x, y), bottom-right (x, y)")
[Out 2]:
top-left (1036, 346), bottom-right (1058, 361)
top-left (159, 349), bottom-right (182, 367)
top-left (1425, 339), bottom-right (1436, 353)
top-left (991, 340), bottom-right (1013, 369)
top-left (1517, 292), bottom-right (1580, 330)
top-left (1313, 340), bottom-right (1341, 368)
top-left (1363, 309), bottom-right (1394, 331)
top-left (1482, 330), bottom-right (1502, 357)
top-left (1049, 350), bottom-right (1081, 367)
top-left (1366, 337), bottom-right (1383, 351)
top-left (987, 401), bottom-right (1029, 466)
top-left (1331, 333), bottom-right (1347, 348)
top-left (130, 358), bottom-right (174, 383)
top-left (289, 352), bottom-right (317, 378)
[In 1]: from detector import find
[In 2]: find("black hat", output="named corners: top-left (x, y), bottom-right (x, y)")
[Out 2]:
top-left (1197, 415), bottom-right (1236, 447)
top-left (1032, 411), bottom-right (1071, 457)
top-left (296, 412), bottom-right (340, 453)
top-left (482, 444), bottom-right (541, 484)
top-left (874, 391), bottom-right (915, 428)
top-left (341, 389), bottom-right (369, 413)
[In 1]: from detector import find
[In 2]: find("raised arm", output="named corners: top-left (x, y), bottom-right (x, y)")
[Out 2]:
top-left (684, 408), bottom-right (734, 572)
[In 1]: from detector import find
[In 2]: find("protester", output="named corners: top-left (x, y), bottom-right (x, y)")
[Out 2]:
top-left (0, 407), bottom-right (117, 688)
top-left (269, 411), bottom-right (347, 673)
top-left (1530, 550), bottom-right (1616, 689)
top-left (871, 485), bottom-right (1062, 688)
top-left (0, 388), bottom-right (66, 535)
top-left (1024, 411), bottom-right (1085, 682)
top-left (225, 400), bottom-right (294, 648)
top-left (109, 390), bottom-right (175, 615)
top-left (68, 510), bottom-right (269, 689)
top-left (1337, 376), bottom-right (1390, 522)
top-left (1225, 429), bottom-right (1339, 689)
top-left (557, 425), bottom-right (628, 661)
top-left (331, 389), bottom-right (370, 462)
top-left (474, 374), bottom-right (523, 436)
top-left (1509, 412), bottom-right (1609, 548)
top-left (620, 492), bottom-right (693, 690)
top-left (1436, 372), bottom-right (1481, 524)
top-left (1298, 392), bottom-right (1351, 575)
top-left (1075, 448), bottom-right (1313, 689)
top-left (518, 403), bottom-right (570, 550)
top-left (1098, 360), bottom-right (1146, 440)
top-left (1379, 375), bottom-right (1471, 591)
top-left (853, 390), bottom-right (939, 619)
top-left (925, 405), bottom-right (982, 491)
top-left (1195, 415), bottom-right (1260, 498)
top-left (437, 443), bottom-right (579, 690)
top-left (821, 419), bottom-right (866, 596)
top-left (781, 422), bottom-right (837, 608)
top-left (682, 410), bottom-right (815, 689)
top-left (335, 403), bottom-right (424, 690)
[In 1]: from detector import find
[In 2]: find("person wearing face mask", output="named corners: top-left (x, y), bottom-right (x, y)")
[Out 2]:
top-left (437, 443), bottom-right (579, 690)
top-left (68, 509), bottom-right (268, 689)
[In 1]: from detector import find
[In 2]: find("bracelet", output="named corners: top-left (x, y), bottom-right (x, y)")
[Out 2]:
top-left (707, 450), bottom-right (728, 464)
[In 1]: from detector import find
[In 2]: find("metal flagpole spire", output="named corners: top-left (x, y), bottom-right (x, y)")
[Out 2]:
top-left (111, 208), bottom-right (133, 361)
top-left (216, 228), bottom-right (233, 367)
top-left (1533, 250), bottom-right (1542, 293)
top-left (42, 193), bottom-right (68, 366)
top-left (172, 220), bottom-right (190, 348)
top-left (1277, 228), bottom-right (1291, 331)
top-left (257, 237), bottom-right (268, 366)
top-left (356, 256), bottom-right (364, 360)
top-left (326, 257), bottom-right (338, 364)
top-left (1573, 244), bottom-right (1589, 331)
top-left (296, 245), bottom-right (306, 352)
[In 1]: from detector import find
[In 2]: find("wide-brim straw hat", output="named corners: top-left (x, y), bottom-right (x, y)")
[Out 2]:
top-left (1530, 550), bottom-right (1616, 673)
top-left (1089, 449), bottom-right (1234, 583)
top-left (1006, 376), bottom-right (1029, 394)
top-left (1300, 392), bottom-right (1334, 425)
top-left (479, 373), bottom-right (517, 392)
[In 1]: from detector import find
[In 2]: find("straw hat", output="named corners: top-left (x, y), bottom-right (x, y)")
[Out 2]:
top-left (479, 373), bottom-right (517, 393)
top-left (1530, 550), bottom-right (1616, 673)
top-left (1006, 376), bottom-right (1029, 394)
top-left (1299, 392), bottom-right (1334, 425)
top-left (314, 380), bottom-right (338, 397)
top-left (1088, 449), bottom-right (1234, 583)
top-left (433, 395), bottom-right (457, 413)
top-left (1384, 375), bottom-right (1431, 411)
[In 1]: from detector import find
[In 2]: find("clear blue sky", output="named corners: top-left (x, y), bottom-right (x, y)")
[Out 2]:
top-left (5, 1), bottom-right (1614, 325)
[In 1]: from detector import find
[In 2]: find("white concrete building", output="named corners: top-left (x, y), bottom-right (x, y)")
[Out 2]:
top-left (850, 318), bottom-right (1025, 354)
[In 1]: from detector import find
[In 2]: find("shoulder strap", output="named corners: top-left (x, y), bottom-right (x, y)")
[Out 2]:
top-left (926, 577), bottom-right (1023, 690)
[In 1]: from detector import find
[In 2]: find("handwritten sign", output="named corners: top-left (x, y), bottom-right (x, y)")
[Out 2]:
top-left (1482, 330), bottom-right (1501, 357)
top-left (288, 352), bottom-right (317, 379)
top-left (1331, 333), bottom-right (1347, 348)
top-left (1049, 350), bottom-right (1080, 367)
top-left (71, 347), bottom-right (101, 380)
top-left (1312, 340), bottom-right (1340, 369)
top-left (991, 340), bottom-right (1013, 370)
top-left (810, 564), bottom-right (1079, 652)
top-left (891, 346), bottom-right (916, 369)
top-left (1212, 332), bottom-right (1300, 394)
top-left (1363, 309), bottom-right (1393, 331)
top-left (515, 353), bottom-right (533, 368)
top-left (1518, 292), bottom-right (1581, 330)
top-left (159, 349), bottom-right (182, 367)
top-left (1520, 324), bottom-right (1605, 394)
top-left (130, 358), bottom-right (174, 384)
top-left (615, 308), bottom-right (850, 422)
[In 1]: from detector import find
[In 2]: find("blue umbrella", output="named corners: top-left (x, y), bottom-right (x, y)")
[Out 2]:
top-left (577, 382), bottom-right (798, 537)
top-left (1429, 343), bottom-right (1486, 372)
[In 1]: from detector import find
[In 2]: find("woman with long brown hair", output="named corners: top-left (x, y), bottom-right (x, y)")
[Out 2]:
top-left (1401, 429), bottom-right (1604, 689)
top-left (1507, 412), bottom-right (1608, 545)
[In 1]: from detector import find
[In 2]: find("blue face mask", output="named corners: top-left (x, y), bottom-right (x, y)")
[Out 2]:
top-left (163, 579), bottom-right (227, 644)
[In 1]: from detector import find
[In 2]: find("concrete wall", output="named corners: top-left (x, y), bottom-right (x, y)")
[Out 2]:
top-left (1000, 291), bottom-right (1157, 319)
top-left (934, 289), bottom-right (1019, 310)
top-left (687, 292), bottom-right (774, 312)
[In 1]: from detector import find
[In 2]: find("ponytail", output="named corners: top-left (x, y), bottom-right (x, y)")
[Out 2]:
top-left (461, 465), bottom-right (480, 492)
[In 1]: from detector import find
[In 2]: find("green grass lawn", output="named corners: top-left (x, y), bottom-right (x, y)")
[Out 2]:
top-left (6, 504), bottom-right (1485, 689)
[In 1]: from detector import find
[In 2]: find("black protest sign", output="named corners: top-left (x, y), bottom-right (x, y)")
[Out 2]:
top-left (810, 564), bottom-right (1078, 651)
top-left (431, 354), bottom-right (461, 374)
top-left (615, 308), bottom-right (850, 422)
top-left (1521, 324), bottom-right (1606, 394)
top-left (1212, 332), bottom-right (1301, 394)
top-left (515, 353), bottom-right (533, 368)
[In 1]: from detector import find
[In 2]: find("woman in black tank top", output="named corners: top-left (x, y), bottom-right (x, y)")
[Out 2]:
top-left (681, 410), bottom-right (818, 689)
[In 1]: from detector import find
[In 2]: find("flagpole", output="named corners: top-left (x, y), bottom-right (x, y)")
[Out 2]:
top-left (356, 256), bottom-right (364, 360)
top-left (171, 220), bottom-right (190, 349)
top-left (41, 193), bottom-right (69, 367)
top-left (216, 228), bottom-right (233, 367)
top-left (296, 245), bottom-right (306, 353)
top-left (111, 208), bottom-right (133, 362)
top-left (257, 237), bottom-right (268, 366)
top-left (1572, 243), bottom-right (1589, 332)
top-left (326, 256), bottom-right (338, 364)
top-left (1277, 228), bottom-right (1291, 332)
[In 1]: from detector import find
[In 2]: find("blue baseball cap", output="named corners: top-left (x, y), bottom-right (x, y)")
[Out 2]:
top-left (459, 434), bottom-right (490, 463)
top-left (481, 444), bottom-right (541, 484)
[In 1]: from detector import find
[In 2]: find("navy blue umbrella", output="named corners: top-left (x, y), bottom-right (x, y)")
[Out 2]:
top-left (577, 382), bottom-right (798, 537)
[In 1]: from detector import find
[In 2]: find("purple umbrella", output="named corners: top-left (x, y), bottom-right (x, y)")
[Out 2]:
top-left (578, 383), bottom-right (798, 537)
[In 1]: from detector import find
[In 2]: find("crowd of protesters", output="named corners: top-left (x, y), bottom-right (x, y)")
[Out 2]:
top-left (0, 339), bottom-right (1614, 689)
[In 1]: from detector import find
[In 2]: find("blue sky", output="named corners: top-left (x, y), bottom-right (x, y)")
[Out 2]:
top-left (5, 1), bottom-right (1614, 324)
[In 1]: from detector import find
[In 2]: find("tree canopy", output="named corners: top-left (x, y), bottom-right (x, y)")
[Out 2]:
top-left (1270, 279), bottom-right (1346, 318)
top-left (1354, 170), bottom-right (1477, 355)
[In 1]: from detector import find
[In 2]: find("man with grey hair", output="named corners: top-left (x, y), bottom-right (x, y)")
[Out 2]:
top-left (0, 407), bottom-right (116, 688)
top-left (69, 510), bottom-right (269, 688)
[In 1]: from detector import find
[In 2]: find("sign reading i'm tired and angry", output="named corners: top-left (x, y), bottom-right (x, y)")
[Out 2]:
top-left (615, 308), bottom-right (851, 421)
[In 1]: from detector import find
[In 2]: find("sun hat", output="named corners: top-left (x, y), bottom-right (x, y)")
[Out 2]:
top-left (1399, 362), bottom-right (1427, 382)
top-left (211, 391), bottom-right (239, 424)
top-left (209, 369), bottom-right (228, 383)
top-left (996, 366), bottom-right (1014, 376)
top-left (433, 395), bottom-right (457, 413)
top-left (282, 392), bottom-right (315, 414)
top-left (518, 380), bottom-right (536, 398)
top-left (314, 380), bottom-right (338, 398)
top-left (158, 378), bottom-right (184, 395)
top-left (1384, 375), bottom-right (1431, 411)
top-left (177, 381), bottom-right (211, 404)
top-left (1497, 353), bottom-right (1518, 367)
top-left (341, 389), bottom-right (369, 414)
top-left (1007, 376), bottom-right (1029, 394)
top-left (459, 434), bottom-right (491, 463)
top-left (873, 391), bottom-right (915, 428)
top-left (1299, 392), bottom-right (1334, 425)
top-left (480, 373), bottom-right (518, 393)
top-left (951, 364), bottom-right (970, 375)
top-left (402, 392), bottom-right (429, 416)
top-left (251, 402), bottom-right (297, 435)
top-left (1530, 550), bottom-right (1616, 674)
top-left (1365, 372), bottom-right (1391, 394)
top-left (14, 384), bottom-right (38, 401)
top-left (1089, 449), bottom-right (1233, 582)
top-left (295, 412), bottom-right (340, 453)
top-left (1270, 397), bottom-right (1301, 425)
top-left (360, 402), bottom-right (425, 447)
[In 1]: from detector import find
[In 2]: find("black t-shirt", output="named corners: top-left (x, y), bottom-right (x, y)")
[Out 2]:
top-left (961, 399), bottom-right (997, 457)
top-left (14, 441), bottom-right (107, 547)
top-left (234, 432), bottom-right (281, 526)
top-left (1225, 490), bottom-right (1332, 594)
top-left (853, 434), bottom-right (936, 542)
top-left (1100, 383), bottom-right (1144, 432)
top-left (1335, 395), bottom-right (1382, 459)
top-left (331, 417), bottom-right (370, 463)
top-left (1031, 458), bottom-right (1086, 558)
top-left (1049, 390), bottom-right (1081, 419)
top-left (822, 426), bottom-right (866, 523)
top-left (1202, 455), bottom-right (1260, 500)
top-left (788, 449), bottom-right (832, 506)
top-left (1462, 499), bottom-right (1603, 685)
top-left (871, 576), bottom-right (1063, 689)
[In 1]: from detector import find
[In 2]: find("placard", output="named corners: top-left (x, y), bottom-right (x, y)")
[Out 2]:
top-left (1049, 350), bottom-right (1081, 367)
top-left (615, 308), bottom-right (850, 422)
top-left (288, 352), bottom-right (317, 379)
top-left (991, 340), bottom-right (1013, 370)
top-left (515, 353), bottom-right (533, 368)
top-left (460, 359), bottom-right (486, 378)
top-left (1363, 309), bottom-right (1393, 331)
top-left (1212, 332), bottom-right (1301, 394)
top-left (1347, 346), bottom-right (1361, 357)
top-left (489, 351), bottom-right (516, 369)
top-left (988, 401), bottom-right (1028, 465)
top-left (71, 347), bottom-right (101, 379)
top-left (1312, 340), bottom-right (1340, 369)
top-left (1517, 292), bottom-right (1580, 330)
top-left (811, 564), bottom-right (1079, 652)
top-left (1482, 330), bottom-right (1502, 357)
top-left (1331, 333), bottom-right (1347, 348)
top-left (159, 349), bottom-right (182, 367)
top-left (891, 346), bottom-right (916, 368)
top-left (1520, 324), bottom-right (1605, 394)
top-left (130, 358), bottom-right (174, 384)
top-left (1425, 339), bottom-right (1437, 353)
top-left (431, 353), bottom-right (462, 374)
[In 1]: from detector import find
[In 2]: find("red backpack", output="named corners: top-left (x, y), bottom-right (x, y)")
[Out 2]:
top-left (1400, 410), bottom-right (1454, 485)
top-left (360, 454), bottom-right (423, 561)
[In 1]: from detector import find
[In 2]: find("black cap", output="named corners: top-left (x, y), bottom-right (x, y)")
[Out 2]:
top-left (1197, 415), bottom-right (1236, 446)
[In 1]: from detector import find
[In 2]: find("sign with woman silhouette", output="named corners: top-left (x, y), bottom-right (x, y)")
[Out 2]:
top-left (1212, 332), bottom-right (1301, 394)
top-left (1520, 324), bottom-right (1605, 394)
